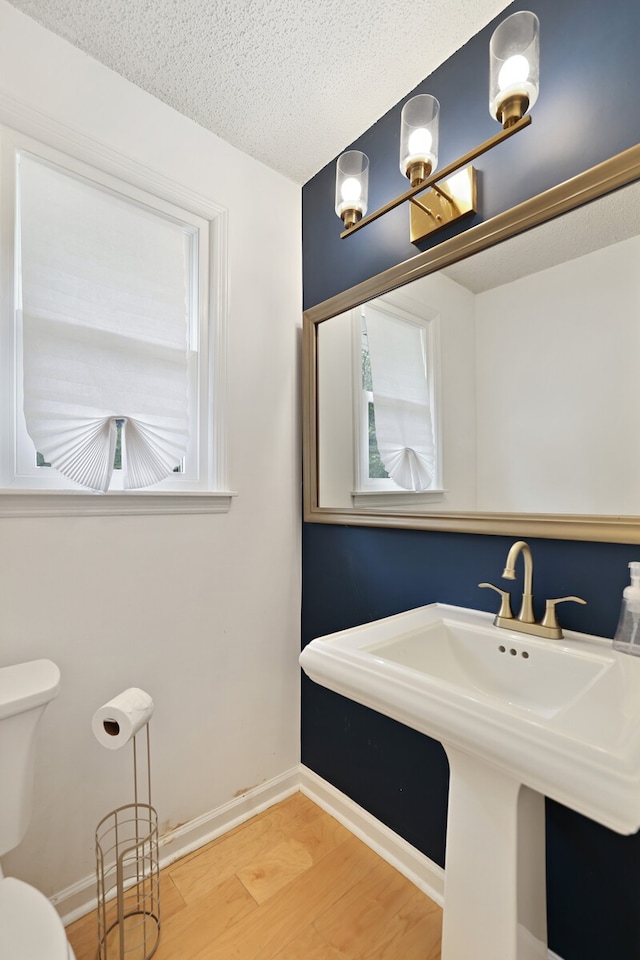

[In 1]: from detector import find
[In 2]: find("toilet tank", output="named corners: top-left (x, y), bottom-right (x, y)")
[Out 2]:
top-left (0, 660), bottom-right (61, 858)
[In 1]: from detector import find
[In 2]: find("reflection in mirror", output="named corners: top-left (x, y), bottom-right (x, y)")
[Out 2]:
top-left (315, 177), bottom-right (640, 519)
top-left (319, 296), bottom-right (443, 509)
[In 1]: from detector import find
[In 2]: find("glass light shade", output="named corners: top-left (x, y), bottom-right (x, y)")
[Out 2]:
top-left (335, 151), bottom-right (369, 229)
top-left (399, 94), bottom-right (440, 186)
top-left (489, 10), bottom-right (540, 127)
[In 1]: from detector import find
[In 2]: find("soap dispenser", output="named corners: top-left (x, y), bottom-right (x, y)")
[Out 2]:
top-left (613, 561), bottom-right (640, 656)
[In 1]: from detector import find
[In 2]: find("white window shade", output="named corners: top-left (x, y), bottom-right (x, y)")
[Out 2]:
top-left (365, 304), bottom-right (435, 491)
top-left (18, 153), bottom-right (191, 492)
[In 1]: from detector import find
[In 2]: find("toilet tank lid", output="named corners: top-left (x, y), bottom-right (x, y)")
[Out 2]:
top-left (0, 660), bottom-right (61, 720)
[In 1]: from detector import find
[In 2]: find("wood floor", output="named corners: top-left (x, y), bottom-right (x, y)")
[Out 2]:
top-left (66, 792), bottom-right (442, 960)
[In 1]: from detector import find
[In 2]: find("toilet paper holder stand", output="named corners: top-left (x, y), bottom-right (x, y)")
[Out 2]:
top-left (95, 722), bottom-right (161, 960)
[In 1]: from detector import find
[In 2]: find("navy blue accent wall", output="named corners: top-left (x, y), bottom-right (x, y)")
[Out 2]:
top-left (301, 2), bottom-right (640, 959)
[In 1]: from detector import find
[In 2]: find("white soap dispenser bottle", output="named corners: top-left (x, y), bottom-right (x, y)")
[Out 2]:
top-left (613, 561), bottom-right (640, 655)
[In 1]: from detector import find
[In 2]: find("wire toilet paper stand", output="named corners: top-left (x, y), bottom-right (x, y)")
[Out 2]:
top-left (95, 722), bottom-right (160, 960)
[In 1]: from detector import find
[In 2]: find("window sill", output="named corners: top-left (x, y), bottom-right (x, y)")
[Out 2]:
top-left (351, 489), bottom-right (445, 511)
top-left (0, 490), bottom-right (237, 518)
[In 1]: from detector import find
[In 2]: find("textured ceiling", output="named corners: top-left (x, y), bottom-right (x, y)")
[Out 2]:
top-left (6, 0), bottom-right (511, 184)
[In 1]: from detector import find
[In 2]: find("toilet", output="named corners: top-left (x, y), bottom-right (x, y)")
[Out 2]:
top-left (0, 659), bottom-right (76, 959)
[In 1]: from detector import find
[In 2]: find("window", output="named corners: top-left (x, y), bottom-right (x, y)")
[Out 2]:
top-left (0, 125), bottom-right (230, 514)
top-left (353, 299), bottom-right (443, 505)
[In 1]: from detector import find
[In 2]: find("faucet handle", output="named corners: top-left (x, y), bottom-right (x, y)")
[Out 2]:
top-left (479, 582), bottom-right (513, 619)
top-left (541, 595), bottom-right (587, 630)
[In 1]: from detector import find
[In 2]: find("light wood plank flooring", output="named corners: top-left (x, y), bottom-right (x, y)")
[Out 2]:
top-left (66, 792), bottom-right (442, 960)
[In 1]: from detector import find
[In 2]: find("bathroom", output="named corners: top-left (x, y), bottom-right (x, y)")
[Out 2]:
top-left (1, 0), bottom-right (640, 959)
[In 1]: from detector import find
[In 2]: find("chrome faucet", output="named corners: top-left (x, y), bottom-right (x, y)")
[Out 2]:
top-left (479, 539), bottom-right (586, 639)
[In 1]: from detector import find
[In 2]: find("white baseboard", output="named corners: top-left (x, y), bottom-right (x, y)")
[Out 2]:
top-left (156, 767), bottom-right (300, 870)
top-left (53, 765), bottom-right (300, 925)
top-left (298, 764), bottom-right (445, 905)
top-left (53, 763), bottom-right (564, 960)
top-left (298, 769), bottom-right (566, 960)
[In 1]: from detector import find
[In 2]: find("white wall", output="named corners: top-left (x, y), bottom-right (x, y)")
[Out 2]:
top-left (317, 309), bottom-right (356, 508)
top-left (0, 0), bottom-right (301, 904)
top-left (475, 235), bottom-right (640, 513)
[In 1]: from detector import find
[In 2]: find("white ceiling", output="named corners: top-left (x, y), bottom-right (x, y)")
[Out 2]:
top-left (6, 0), bottom-right (512, 184)
top-left (444, 181), bottom-right (640, 293)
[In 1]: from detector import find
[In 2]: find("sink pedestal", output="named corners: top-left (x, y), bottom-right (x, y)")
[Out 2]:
top-left (442, 748), bottom-right (547, 960)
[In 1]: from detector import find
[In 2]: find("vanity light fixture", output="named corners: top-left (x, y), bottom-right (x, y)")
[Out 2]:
top-left (335, 10), bottom-right (539, 244)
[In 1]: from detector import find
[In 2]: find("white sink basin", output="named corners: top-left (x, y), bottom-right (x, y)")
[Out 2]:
top-left (300, 602), bottom-right (640, 835)
top-left (370, 616), bottom-right (608, 720)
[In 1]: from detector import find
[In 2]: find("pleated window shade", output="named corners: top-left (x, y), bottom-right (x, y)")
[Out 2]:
top-left (18, 153), bottom-right (191, 492)
top-left (365, 305), bottom-right (436, 492)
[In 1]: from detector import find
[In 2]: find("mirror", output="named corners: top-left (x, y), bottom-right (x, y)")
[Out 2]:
top-left (303, 144), bottom-right (640, 542)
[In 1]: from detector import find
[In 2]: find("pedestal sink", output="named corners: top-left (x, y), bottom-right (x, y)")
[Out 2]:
top-left (299, 603), bottom-right (640, 960)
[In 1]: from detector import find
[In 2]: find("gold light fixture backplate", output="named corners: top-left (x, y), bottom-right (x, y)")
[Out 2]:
top-left (409, 165), bottom-right (478, 243)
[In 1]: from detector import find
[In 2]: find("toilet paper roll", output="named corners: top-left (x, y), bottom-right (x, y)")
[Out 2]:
top-left (92, 688), bottom-right (154, 750)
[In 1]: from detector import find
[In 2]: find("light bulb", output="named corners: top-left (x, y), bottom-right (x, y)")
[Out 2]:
top-left (407, 127), bottom-right (433, 159)
top-left (340, 177), bottom-right (362, 205)
top-left (335, 151), bottom-right (369, 226)
top-left (399, 94), bottom-right (439, 181)
top-left (489, 11), bottom-right (539, 125)
top-left (498, 54), bottom-right (530, 92)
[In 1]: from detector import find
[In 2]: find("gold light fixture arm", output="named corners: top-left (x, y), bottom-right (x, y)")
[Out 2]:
top-left (410, 196), bottom-right (437, 217)
top-left (430, 182), bottom-right (454, 203)
top-left (340, 114), bottom-right (531, 239)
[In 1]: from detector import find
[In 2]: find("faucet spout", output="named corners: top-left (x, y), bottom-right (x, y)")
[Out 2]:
top-left (502, 539), bottom-right (535, 623)
top-left (480, 539), bottom-right (587, 640)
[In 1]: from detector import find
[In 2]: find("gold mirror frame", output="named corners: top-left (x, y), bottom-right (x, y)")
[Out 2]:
top-left (303, 143), bottom-right (640, 543)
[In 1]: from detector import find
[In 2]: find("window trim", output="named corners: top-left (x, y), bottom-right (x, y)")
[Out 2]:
top-left (0, 120), bottom-right (233, 515)
top-left (0, 490), bottom-right (236, 518)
